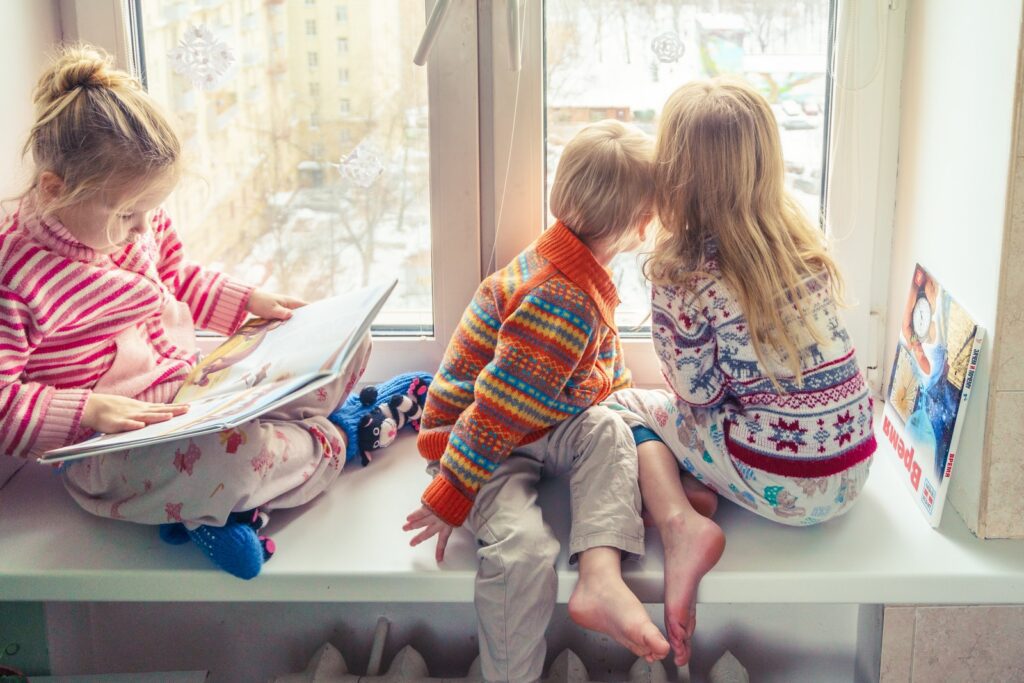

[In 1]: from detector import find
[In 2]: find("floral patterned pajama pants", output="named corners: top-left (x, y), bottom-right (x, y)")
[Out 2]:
top-left (605, 388), bottom-right (873, 526)
top-left (61, 335), bottom-right (372, 528)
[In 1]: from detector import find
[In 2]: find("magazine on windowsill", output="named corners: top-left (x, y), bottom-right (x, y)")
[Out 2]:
top-left (881, 264), bottom-right (984, 527)
top-left (39, 280), bottom-right (396, 464)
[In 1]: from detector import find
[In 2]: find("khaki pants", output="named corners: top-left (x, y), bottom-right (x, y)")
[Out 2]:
top-left (456, 405), bottom-right (644, 683)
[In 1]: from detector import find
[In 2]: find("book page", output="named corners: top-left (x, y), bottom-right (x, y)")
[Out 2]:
top-left (40, 375), bottom-right (317, 463)
top-left (174, 283), bottom-right (394, 404)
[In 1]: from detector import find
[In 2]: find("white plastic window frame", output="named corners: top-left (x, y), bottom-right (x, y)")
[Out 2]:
top-left (479, 0), bottom-right (908, 390)
top-left (62, 0), bottom-right (482, 383)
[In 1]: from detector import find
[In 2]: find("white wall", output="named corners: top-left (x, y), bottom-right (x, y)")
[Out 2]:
top-left (886, 0), bottom-right (1022, 532)
top-left (0, 0), bottom-right (61, 199)
top-left (0, 0), bottom-right (61, 491)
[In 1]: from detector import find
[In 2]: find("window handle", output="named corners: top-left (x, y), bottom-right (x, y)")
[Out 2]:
top-left (413, 0), bottom-right (452, 66)
top-left (414, 0), bottom-right (522, 70)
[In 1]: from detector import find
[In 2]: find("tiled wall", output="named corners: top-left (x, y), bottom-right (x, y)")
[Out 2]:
top-left (880, 605), bottom-right (1024, 681)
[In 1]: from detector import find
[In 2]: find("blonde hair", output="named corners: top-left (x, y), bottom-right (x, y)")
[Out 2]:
top-left (550, 119), bottom-right (654, 248)
top-left (22, 44), bottom-right (181, 213)
top-left (646, 78), bottom-right (843, 383)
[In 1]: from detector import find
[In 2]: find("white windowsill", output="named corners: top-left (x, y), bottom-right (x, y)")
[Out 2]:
top-left (1, 426), bottom-right (1022, 604)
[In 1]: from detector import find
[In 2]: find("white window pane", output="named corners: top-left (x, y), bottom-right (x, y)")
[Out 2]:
top-left (140, 0), bottom-right (432, 331)
top-left (545, 0), bottom-right (832, 330)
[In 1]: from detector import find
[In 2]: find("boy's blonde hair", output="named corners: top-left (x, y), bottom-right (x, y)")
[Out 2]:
top-left (550, 119), bottom-right (654, 248)
top-left (646, 78), bottom-right (843, 383)
top-left (22, 44), bottom-right (181, 212)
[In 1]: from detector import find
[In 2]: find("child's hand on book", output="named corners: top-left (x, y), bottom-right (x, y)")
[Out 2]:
top-left (404, 505), bottom-right (454, 564)
top-left (81, 394), bottom-right (189, 433)
top-left (247, 290), bottom-right (307, 321)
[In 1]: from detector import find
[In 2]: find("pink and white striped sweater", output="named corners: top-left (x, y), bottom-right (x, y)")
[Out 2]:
top-left (0, 198), bottom-right (252, 458)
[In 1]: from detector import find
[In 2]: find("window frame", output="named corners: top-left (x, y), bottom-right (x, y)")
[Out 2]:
top-left (65, 0), bottom-right (482, 382)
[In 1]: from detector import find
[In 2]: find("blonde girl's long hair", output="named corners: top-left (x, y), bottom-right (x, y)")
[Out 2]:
top-left (646, 78), bottom-right (843, 383)
top-left (21, 44), bottom-right (181, 213)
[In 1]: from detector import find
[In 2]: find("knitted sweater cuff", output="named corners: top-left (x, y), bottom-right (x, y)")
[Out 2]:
top-left (422, 475), bottom-right (474, 527)
top-left (34, 388), bottom-right (90, 455)
top-left (206, 277), bottom-right (253, 336)
top-left (417, 429), bottom-right (450, 460)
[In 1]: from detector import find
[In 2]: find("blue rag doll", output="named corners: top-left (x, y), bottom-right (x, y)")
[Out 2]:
top-left (159, 372), bottom-right (433, 579)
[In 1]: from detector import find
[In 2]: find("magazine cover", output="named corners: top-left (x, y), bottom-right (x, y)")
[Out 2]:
top-left (39, 280), bottom-right (395, 463)
top-left (882, 264), bottom-right (984, 527)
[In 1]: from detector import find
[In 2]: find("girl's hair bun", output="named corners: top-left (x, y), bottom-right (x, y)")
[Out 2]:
top-left (34, 45), bottom-right (130, 107)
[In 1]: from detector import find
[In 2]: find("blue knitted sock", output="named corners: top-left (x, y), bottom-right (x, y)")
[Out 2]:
top-left (158, 523), bottom-right (190, 545)
top-left (329, 371), bottom-right (434, 465)
top-left (186, 522), bottom-right (274, 580)
top-left (159, 508), bottom-right (268, 547)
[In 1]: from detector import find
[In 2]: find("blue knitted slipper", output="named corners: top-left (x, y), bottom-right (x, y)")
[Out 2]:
top-left (158, 509), bottom-right (270, 547)
top-left (330, 371), bottom-right (433, 465)
top-left (186, 522), bottom-right (275, 580)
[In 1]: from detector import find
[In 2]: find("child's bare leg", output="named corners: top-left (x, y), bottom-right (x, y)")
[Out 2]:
top-left (682, 472), bottom-right (718, 517)
top-left (642, 473), bottom-right (717, 526)
top-left (638, 441), bottom-right (725, 666)
top-left (568, 546), bottom-right (670, 662)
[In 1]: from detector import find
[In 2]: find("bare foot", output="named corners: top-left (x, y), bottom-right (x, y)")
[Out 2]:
top-left (660, 512), bottom-right (726, 666)
top-left (569, 573), bottom-right (671, 662)
top-left (681, 473), bottom-right (719, 518)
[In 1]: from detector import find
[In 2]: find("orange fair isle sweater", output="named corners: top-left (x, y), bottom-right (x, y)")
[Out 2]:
top-left (417, 223), bottom-right (631, 526)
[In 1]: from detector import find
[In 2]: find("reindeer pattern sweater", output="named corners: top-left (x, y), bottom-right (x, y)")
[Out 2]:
top-left (417, 222), bottom-right (631, 526)
top-left (0, 200), bottom-right (252, 458)
top-left (652, 261), bottom-right (875, 477)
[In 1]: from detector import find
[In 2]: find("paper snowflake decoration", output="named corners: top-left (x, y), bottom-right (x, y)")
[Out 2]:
top-left (651, 32), bottom-right (685, 63)
top-left (168, 25), bottom-right (235, 90)
top-left (337, 143), bottom-right (384, 188)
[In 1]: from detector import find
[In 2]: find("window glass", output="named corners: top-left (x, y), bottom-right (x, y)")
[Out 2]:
top-left (546, 0), bottom-right (832, 329)
top-left (139, 0), bottom-right (432, 331)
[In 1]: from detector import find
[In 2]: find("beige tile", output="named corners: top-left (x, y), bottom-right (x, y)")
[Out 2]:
top-left (880, 606), bottom-right (915, 683)
top-left (983, 392), bottom-right (1024, 537)
top-left (912, 606), bottom-right (1024, 681)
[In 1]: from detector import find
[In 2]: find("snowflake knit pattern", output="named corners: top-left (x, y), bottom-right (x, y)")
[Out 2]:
top-left (417, 222), bottom-right (631, 526)
top-left (652, 262), bottom-right (875, 478)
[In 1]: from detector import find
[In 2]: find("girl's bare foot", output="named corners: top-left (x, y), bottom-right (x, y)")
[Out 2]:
top-left (660, 511), bottom-right (725, 665)
top-left (569, 558), bottom-right (671, 662)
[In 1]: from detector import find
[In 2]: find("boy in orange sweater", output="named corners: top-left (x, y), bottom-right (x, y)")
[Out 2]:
top-left (402, 121), bottom-right (670, 680)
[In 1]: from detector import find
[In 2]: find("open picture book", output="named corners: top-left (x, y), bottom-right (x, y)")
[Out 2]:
top-left (39, 280), bottom-right (396, 464)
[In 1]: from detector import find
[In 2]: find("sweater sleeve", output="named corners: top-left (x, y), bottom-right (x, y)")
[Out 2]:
top-left (651, 288), bottom-right (725, 408)
top-left (609, 333), bottom-right (632, 391)
top-left (152, 210), bottom-right (253, 336)
top-left (0, 289), bottom-right (89, 457)
top-left (421, 289), bottom-right (603, 526)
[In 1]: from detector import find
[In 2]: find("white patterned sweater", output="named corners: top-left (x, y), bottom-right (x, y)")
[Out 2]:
top-left (651, 261), bottom-right (876, 477)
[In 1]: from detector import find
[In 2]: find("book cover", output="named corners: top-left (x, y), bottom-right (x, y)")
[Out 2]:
top-left (881, 264), bottom-right (984, 527)
top-left (39, 280), bottom-right (395, 463)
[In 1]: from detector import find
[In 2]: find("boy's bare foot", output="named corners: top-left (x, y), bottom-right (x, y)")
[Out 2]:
top-left (569, 571), bottom-right (671, 662)
top-left (681, 473), bottom-right (718, 518)
top-left (660, 511), bottom-right (725, 665)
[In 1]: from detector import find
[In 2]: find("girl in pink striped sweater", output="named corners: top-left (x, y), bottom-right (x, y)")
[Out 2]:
top-left (1, 46), bottom-right (370, 578)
